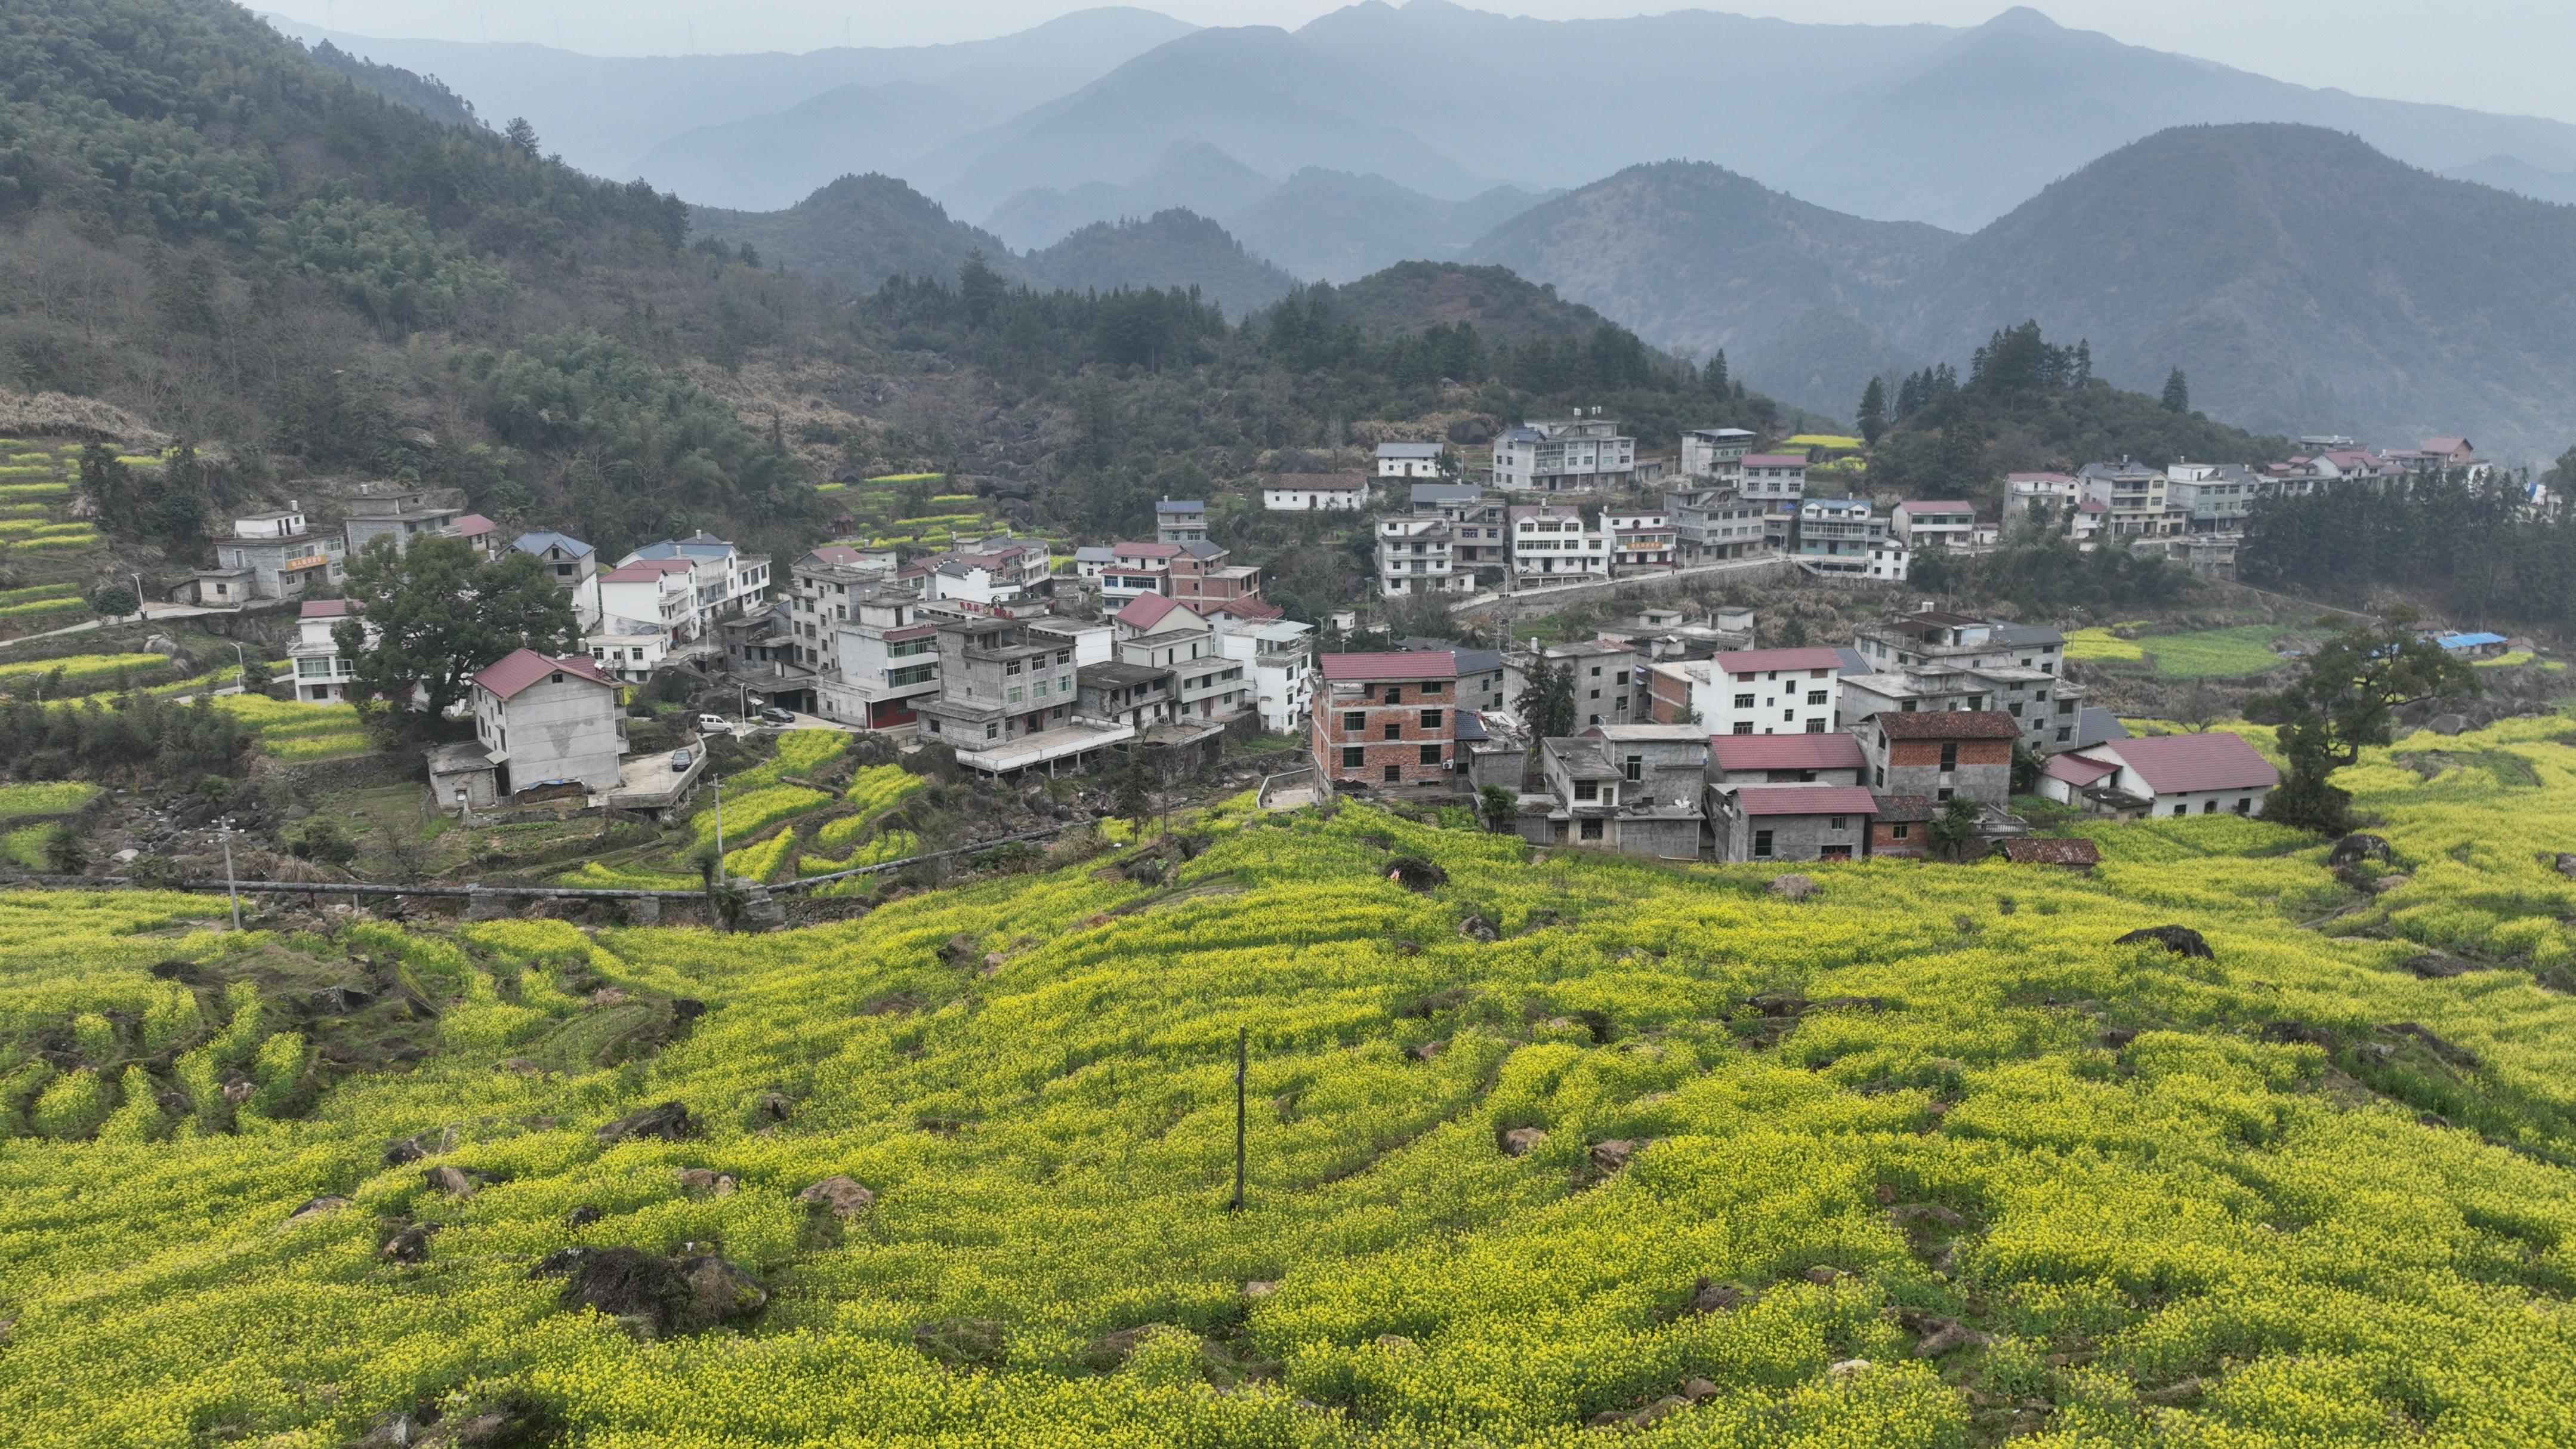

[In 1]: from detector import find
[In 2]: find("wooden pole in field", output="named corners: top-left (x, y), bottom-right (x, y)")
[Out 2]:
top-left (1229, 1025), bottom-right (1247, 1213)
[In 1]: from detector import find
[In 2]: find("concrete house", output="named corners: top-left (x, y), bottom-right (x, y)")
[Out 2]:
top-left (815, 590), bottom-right (944, 729)
top-left (1680, 428), bottom-right (1757, 480)
top-left (1655, 646), bottom-right (1843, 736)
top-left (1155, 498), bottom-right (1208, 544)
top-left (1859, 711), bottom-right (2019, 806)
top-left (1377, 516), bottom-right (1464, 597)
top-left (288, 599), bottom-right (366, 702)
top-left (343, 483), bottom-right (461, 557)
top-left (1517, 731), bottom-right (1704, 858)
top-left (1891, 500), bottom-right (1976, 550)
top-left (1494, 418), bottom-right (1636, 493)
top-left (1263, 473), bottom-right (1369, 511)
top-left (915, 616), bottom-right (1133, 775)
top-left (2077, 461), bottom-right (2181, 538)
top-left (445, 512), bottom-right (504, 559)
top-left (1508, 504), bottom-right (1608, 583)
top-left (1215, 617), bottom-right (1316, 735)
top-left (468, 649), bottom-right (623, 796)
top-left (1411, 482), bottom-right (1510, 578)
top-left (1868, 795), bottom-right (1936, 858)
top-left (514, 531), bottom-right (601, 625)
top-left (2040, 732), bottom-right (2279, 819)
top-left (1663, 486), bottom-right (1770, 561)
top-left (1375, 442), bottom-right (1445, 479)
top-left (202, 504), bottom-right (345, 602)
top-left (1505, 639), bottom-right (1638, 728)
top-left (1455, 647), bottom-right (1509, 714)
top-left (1710, 785), bottom-right (1875, 864)
top-left (1312, 651), bottom-right (1459, 790)
top-left (1605, 510), bottom-right (1677, 573)
top-left (1846, 611), bottom-right (2088, 753)
top-left (1101, 540), bottom-right (1179, 601)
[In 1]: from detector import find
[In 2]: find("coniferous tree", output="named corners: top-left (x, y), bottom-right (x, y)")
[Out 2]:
top-left (2161, 367), bottom-right (2191, 414)
top-left (1856, 377), bottom-right (1887, 446)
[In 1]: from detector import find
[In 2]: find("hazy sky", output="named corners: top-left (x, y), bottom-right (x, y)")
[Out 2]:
top-left (263, 0), bottom-right (2576, 127)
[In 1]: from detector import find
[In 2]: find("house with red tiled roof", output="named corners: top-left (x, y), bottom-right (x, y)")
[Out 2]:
top-left (2040, 731), bottom-right (2279, 820)
top-left (1858, 710), bottom-right (2019, 807)
top-left (1312, 651), bottom-right (1461, 790)
top-left (467, 649), bottom-right (624, 796)
top-left (1707, 730), bottom-right (1867, 785)
top-left (1649, 645), bottom-right (1843, 736)
top-left (1709, 784), bottom-right (1875, 863)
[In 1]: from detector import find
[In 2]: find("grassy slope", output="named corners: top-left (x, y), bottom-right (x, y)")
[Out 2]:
top-left (4, 723), bottom-right (2576, 1443)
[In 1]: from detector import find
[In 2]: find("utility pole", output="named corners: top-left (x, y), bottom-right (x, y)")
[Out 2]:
top-left (230, 642), bottom-right (247, 694)
top-left (1227, 1025), bottom-right (1247, 1213)
top-left (218, 816), bottom-right (241, 930)
top-left (711, 773), bottom-right (726, 884)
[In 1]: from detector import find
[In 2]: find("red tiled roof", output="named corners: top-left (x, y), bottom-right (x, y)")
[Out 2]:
top-left (1715, 646), bottom-right (1844, 676)
top-left (1210, 596), bottom-right (1285, 622)
top-left (1708, 732), bottom-right (1865, 772)
top-left (1734, 785), bottom-right (1877, 818)
top-left (2000, 837), bottom-right (2102, 866)
top-left (1871, 793), bottom-right (1937, 822)
top-left (1319, 651), bottom-right (1458, 682)
top-left (1115, 593), bottom-right (1199, 629)
top-left (1268, 473), bottom-right (1366, 488)
top-left (1113, 541), bottom-right (1181, 559)
top-left (884, 624), bottom-right (939, 642)
top-left (2422, 436), bottom-right (2469, 454)
top-left (2007, 472), bottom-right (2073, 483)
top-left (2044, 753), bottom-right (2118, 786)
top-left (472, 648), bottom-right (613, 700)
top-left (450, 513), bottom-right (498, 536)
top-left (807, 544), bottom-right (866, 566)
top-left (2110, 732), bottom-right (2281, 794)
top-left (1899, 500), bottom-right (1975, 514)
top-left (1873, 711), bottom-right (2021, 740)
top-left (299, 599), bottom-right (359, 618)
top-left (601, 565), bottom-right (672, 584)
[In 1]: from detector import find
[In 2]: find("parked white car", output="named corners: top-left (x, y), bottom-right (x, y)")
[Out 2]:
top-left (696, 714), bottom-right (733, 736)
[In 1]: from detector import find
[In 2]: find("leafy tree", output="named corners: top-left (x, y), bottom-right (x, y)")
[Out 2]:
top-left (1115, 754), bottom-right (1155, 840)
top-left (502, 116), bottom-right (540, 159)
top-left (2248, 614), bottom-right (2478, 834)
top-left (88, 585), bottom-right (139, 619)
top-left (335, 535), bottom-right (579, 726)
top-left (1926, 795), bottom-right (1984, 862)
top-left (1516, 658), bottom-right (1577, 739)
top-left (43, 824), bottom-right (90, 874)
top-left (1856, 376), bottom-right (1886, 447)
top-left (2161, 367), bottom-right (2191, 414)
top-left (1478, 784), bottom-right (1519, 834)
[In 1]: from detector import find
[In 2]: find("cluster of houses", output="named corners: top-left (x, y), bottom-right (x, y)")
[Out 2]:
top-left (1308, 604), bottom-right (2282, 864)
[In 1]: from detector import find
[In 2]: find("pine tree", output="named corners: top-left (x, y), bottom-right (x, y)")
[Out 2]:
top-left (2161, 366), bottom-right (2191, 414)
top-left (2073, 339), bottom-right (2092, 386)
top-left (1706, 349), bottom-right (1728, 395)
top-left (1856, 377), bottom-right (1887, 447)
top-left (503, 116), bottom-right (540, 159)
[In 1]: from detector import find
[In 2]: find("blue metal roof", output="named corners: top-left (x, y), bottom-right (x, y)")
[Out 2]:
top-left (2438, 632), bottom-right (2506, 649)
top-left (511, 531), bottom-right (593, 558)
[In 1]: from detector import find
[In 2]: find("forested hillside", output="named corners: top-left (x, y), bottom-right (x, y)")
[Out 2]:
top-left (2242, 453), bottom-right (2576, 631)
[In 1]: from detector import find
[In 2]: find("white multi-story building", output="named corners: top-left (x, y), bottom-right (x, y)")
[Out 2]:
top-left (1375, 442), bottom-right (1445, 478)
top-left (1262, 474), bottom-right (1369, 511)
top-left (1663, 486), bottom-right (1770, 561)
top-left (1215, 618), bottom-right (1316, 735)
top-left (1891, 500), bottom-right (1977, 550)
top-left (1649, 646), bottom-right (1844, 736)
top-left (1377, 516), bottom-right (1466, 596)
top-left (1739, 454), bottom-right (1808, 505)
top-left (1508, 504), bottom-right (1608, 583)
top-left (1791, 496), bottom-right (1892, 578)
top-left (1099, 541), bottom-right (1179, 602)
top-left (1493, 418), bottom-right (1636, 493)
top-left (1155, 499), bottom-right (1208, 545)
top-left (584, 628), bottom-right (669, 684)
top-left (1604, 510), bottom-right (1676, 573)
top-left (467, 649), bottom-right (624, 794)
top-left (512, 531), bottom-right (601, 628)
top-left (2077, 461), bottom-right (2182, 537)
top-left (621, 531), bottom-right (773, 640)
top-left (1680, 428), bottom-right (1757, 479)
top-left (816, 588), bottom-right (944, 730)
top-left (287, 598), bottom-right (366, 702)
top-left (194, 504), bottom-right (346, 603)
top-left (597, 558), bottom-right (696, 645)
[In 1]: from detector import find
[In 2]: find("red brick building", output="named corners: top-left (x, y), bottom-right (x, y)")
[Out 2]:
top-left (1313, 652), bottom-right (1460, 789)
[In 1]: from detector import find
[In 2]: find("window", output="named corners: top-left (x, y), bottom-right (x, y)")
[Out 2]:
top-left (1343, 747), bottom-right (1365, 769)
top-left (1937, 788), bottom-right (1954, 801)
top-left (984, 723), bottom-right (999, 740)
top-left (1420, 708), bottom-right (1443, 731)
top-left (2204, 800), bottom-right (2220, 814)
top-left (1382, 723), bottom-right (1401, 742)
top-left (1624, 756), bottom-right (1642, 782)
top-left (1579, 819), bottom-right (1603, 841)
top-left (1343, 711), bottom-right (1366, 732)
top-left (1874, 766), bottom-right (1885, 787)
top-left (1383, 686), bottom-right (1402, 705)
top-left (1732, 722), bottom-right (1753, 735)
top-left (888, 663), bottom-right (934, 687)
top-left (1806, 690), bottom-right (1827, 705)
top-left (2009, 703), bottom-right (2023, 717)
top-left (1419, 744), bottom-right (1442, 766)
top-left (1805, 720), bottom-right (1825, 733)
top-left (1891, 823), bottom-right (1910, 840)
top-left (1006, 686), bottom-right (1024, 705)
top-left (1939, 742), bottom-right (1958, 771)
top-left (1383, 764), bottom-right (1402, 784)
top-left (2236, 797), bottom-right (2252, 814)
top-left (1753, 830), bottom-right (1774, 858)
top-left (2172, 803), bottom-right (2189, 817)
top-left (2056, 726), bottom-right (2072, 742)
top-left (1828, 816), bottom-right (1846, 830)
top-left (1574, 781), bottom-right (1597, 801)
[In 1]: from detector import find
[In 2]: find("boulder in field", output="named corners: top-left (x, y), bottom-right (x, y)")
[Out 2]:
top-left (1498, 1126), bottom-right (1547, 1156)
top-left (797, 1176), bottom-right (875, 1217)
top-left (596, 1101), bottom-right (692, 1143)
top-left (286, 1195), bottom-right (349, 1221)
top-left (2114, 924), bottom-right (2214, 959)
top-left (1767, 874), bottom-right (1816, 900)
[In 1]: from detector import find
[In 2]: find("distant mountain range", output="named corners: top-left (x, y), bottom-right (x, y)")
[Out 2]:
top-left (1479, 126), bottom-right (2576, 462)
top-left (275, 4), bottom-right (2576, 236)
top-left (691, 179), bottom-right (1299, 320)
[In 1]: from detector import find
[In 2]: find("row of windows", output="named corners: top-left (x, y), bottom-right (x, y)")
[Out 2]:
top-left (1341, 745), bottom-right (1444, 769)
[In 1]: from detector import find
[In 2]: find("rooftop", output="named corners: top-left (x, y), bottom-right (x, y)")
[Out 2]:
top-left (1708, 733), bottom-right (1866, 772)
top-left (1871, 711), bottom-right (2022, 741)
top-left (2105, 732), bottom-right (2281, 794)
top-left (514, 531), bottom-right (594, 559)
top-left (1377, 442), bottom-right (1443, 457)
top-left (1270, 473), bottom-right (1368, 488)
top-left (298, 599), bottom-right (360, 619)
top-left (1900, 500), bottom-right (1975, 513)
top-left (1155, 500), bottom-right (1206, 514)
top-left (1319, 651), bottom-right (1458, 683)
top-left (1115, 593), bottom-right (1202, 630)
top-left (1871, 793), bottom-right (1937, 823)
top-left (1714, 646), bottom-right (1845, 675)
top-left (1743, 454), bottom-right (1809, 468)
top-left (472, 649), bottom-right (613, 700)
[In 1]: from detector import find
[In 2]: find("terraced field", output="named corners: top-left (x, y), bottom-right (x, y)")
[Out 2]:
top-left (5, 716), bottom-right (2576, 1445)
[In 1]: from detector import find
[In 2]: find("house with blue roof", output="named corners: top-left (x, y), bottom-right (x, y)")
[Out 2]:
top-left (511, 531), bottom-right (600, 626)
top-left (2435, 631), bottom-right (2509, 658)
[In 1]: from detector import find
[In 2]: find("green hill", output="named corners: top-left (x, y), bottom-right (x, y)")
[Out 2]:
top-left (1289, 260), bottom-right (1630, 350)
top-left (1025, 209), bottom-right (1300, 319)
top-left (693, 174), bottom-right (1018, 292)
top-left (7, 714), bottom-right (2576, 1443)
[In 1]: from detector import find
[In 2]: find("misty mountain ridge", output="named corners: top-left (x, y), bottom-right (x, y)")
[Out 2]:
top-left (985, 141), bottom-right (1278, 252)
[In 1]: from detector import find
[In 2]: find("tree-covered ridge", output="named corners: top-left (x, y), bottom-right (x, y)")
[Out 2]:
top-left (2241, 458), bottom-right (2576, 632)
top-left (1866, 321), bottom-right (2288, 505)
